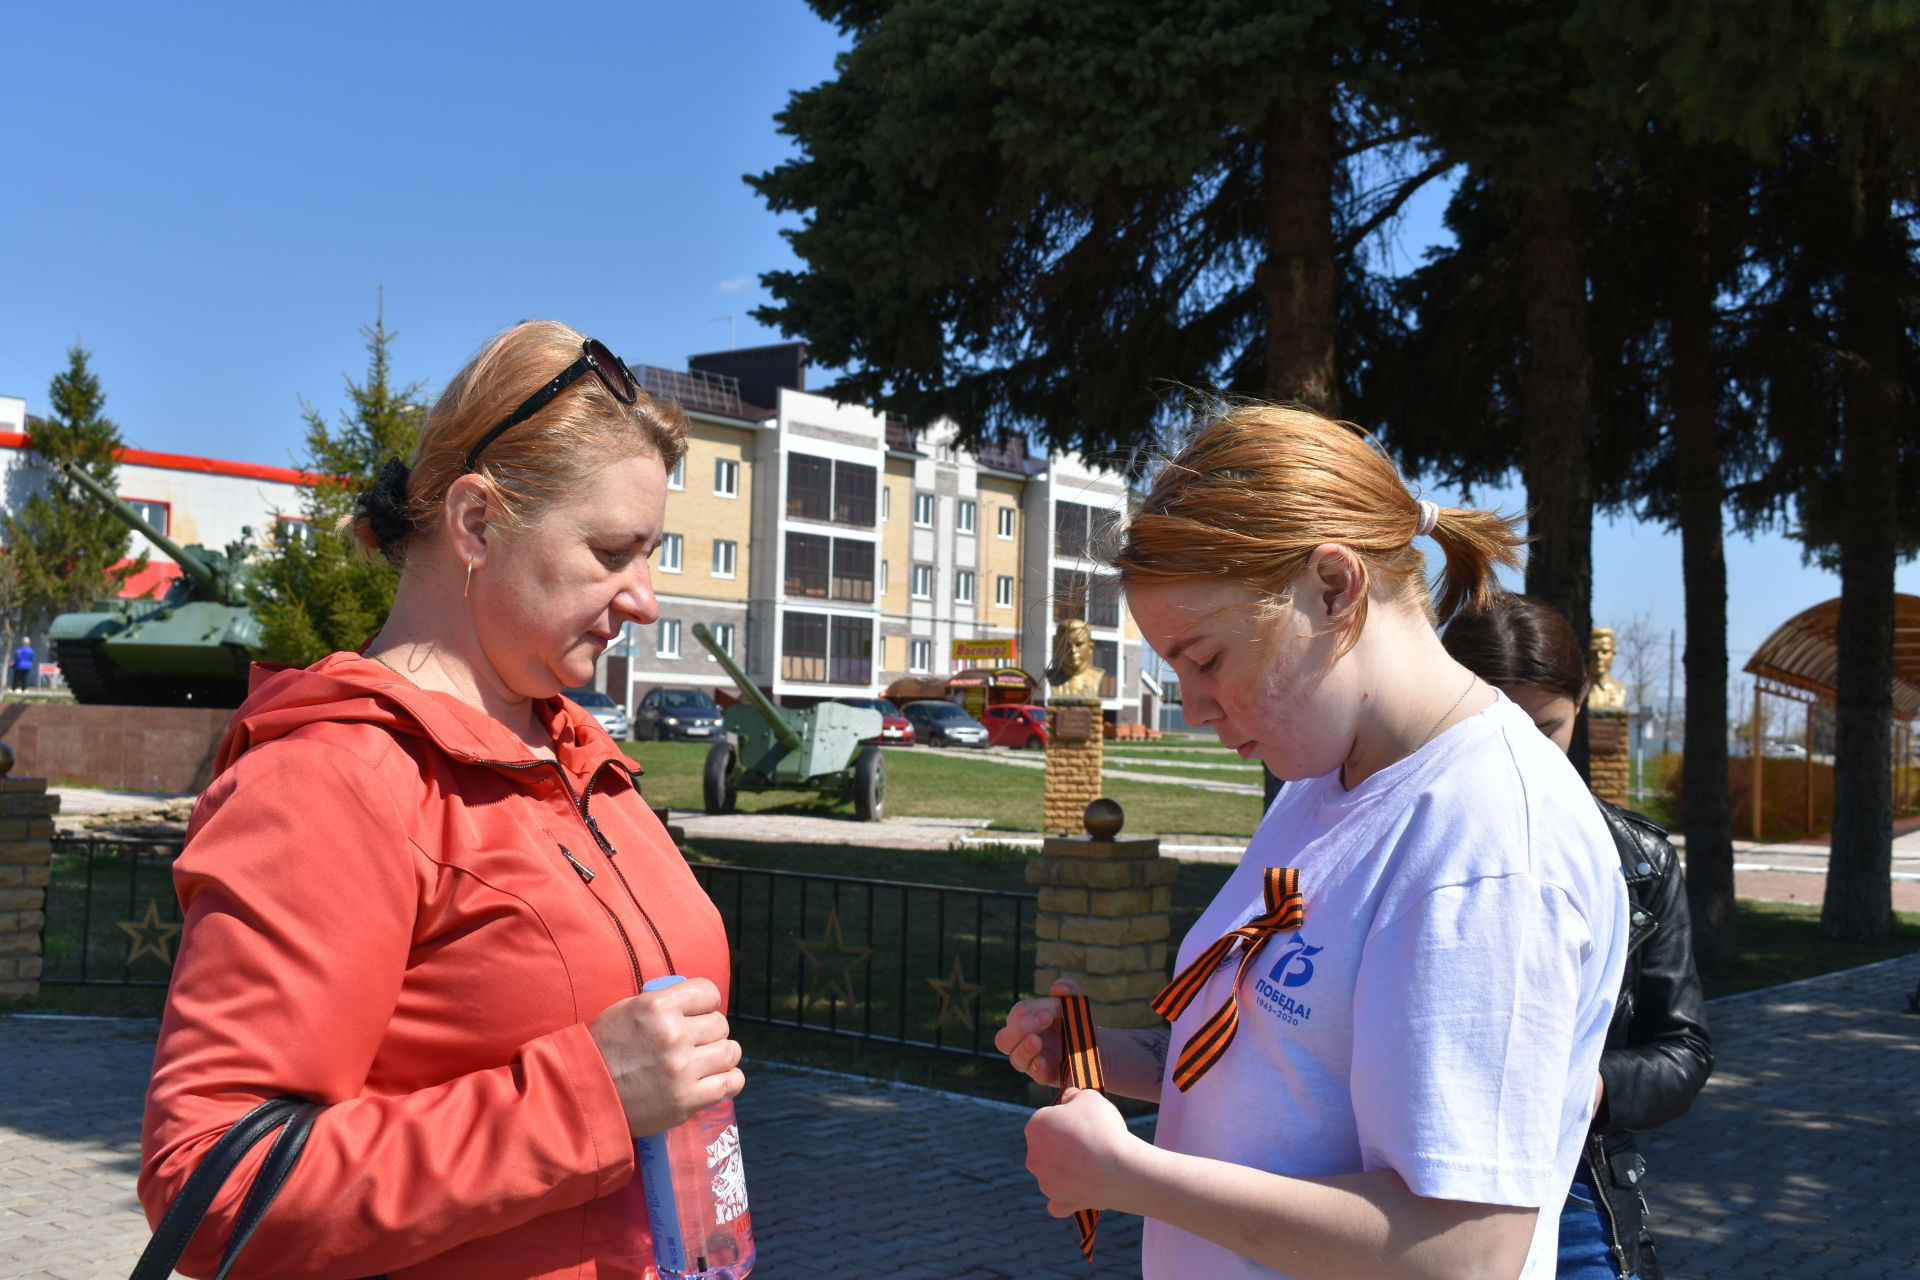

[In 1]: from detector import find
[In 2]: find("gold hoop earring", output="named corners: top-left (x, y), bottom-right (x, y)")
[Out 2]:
top-left (464, 562), bottom-right (474, 598)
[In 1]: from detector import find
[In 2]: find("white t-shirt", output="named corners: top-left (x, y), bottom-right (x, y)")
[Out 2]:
top-left (1142, 694), bottom-right (1627, 1280)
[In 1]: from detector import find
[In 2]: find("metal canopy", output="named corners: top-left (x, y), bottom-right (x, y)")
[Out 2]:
top-left (1744, 593), bottom-right (1920, 722)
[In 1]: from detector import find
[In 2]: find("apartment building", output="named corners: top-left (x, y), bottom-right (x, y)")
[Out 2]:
top-left (603, 344), bottom-right (1145, 726)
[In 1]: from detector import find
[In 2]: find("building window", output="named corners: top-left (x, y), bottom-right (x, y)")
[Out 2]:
top-left (880, 560), bottom-right (889, 596)
top-left (881, 486), bottom-right (891, 521)
top-left (1053, 569), bottom-right (1121, 628)
top-left (997, 506), bottom-right (1015, 539)
top-left (785, 532), bottom-right (830, 598)
top-left (1053, 501), bottom-right (1120, 559)
top-left (707, 622), bottom-right (735, 659)
top-left (783, 613), bottom-right (825, 682)
top-left (274, 515), bottom-right (314, 546)
top-left (715, 457), bottom-right (739, 497)
top-left (782, 612), bottom-right (873, 685)
top-left (830, 615), bottom-right (873, 684)
top-left (1054, 501), bottom-right (1089, 557)
top-left (667, 455), bottom-right (685, 490)
top-left (1094, 639), bottom-right (1119, 697)
top-left (955, 569), bottom-right (975, 605)
top-left (711, 539), bottom-right (737, 578)
top-left (832, 538), bottom-right (875, 603)
top-left (996, 574), bottom-right (1013, 608)
top-left (787, 453), bottom-right (832, 521)
top-left (909, 638), bottom-right (932, 673)
top-left (910, 563), bottom-right (933, 599)
top-left (956, 499), bottom-right (976, 535)
top-left (658, 533), bottom-right (683, 573)
top-left (786, 454), bottom-right (878, 526)
top-left (124, 497), bottom-right (170, 536)
top-left (834, 460), bottom-right (877, 526)
top-left (912, 491), bottom-right (934, 527)
top-left (658, 619), bottom-right (682, 659)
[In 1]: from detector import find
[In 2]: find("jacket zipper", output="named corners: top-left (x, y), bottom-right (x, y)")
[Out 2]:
top-left (580, 765), bottom-right (678, 977)
top-left (484, 753), bottom-right (678, 983)
top-left (558, 842), bottom-right (643, 994)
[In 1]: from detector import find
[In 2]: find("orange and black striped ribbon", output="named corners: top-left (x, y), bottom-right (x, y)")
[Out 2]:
top-left (1055, 993), bottom-right (1107, 1262)
top-left (1150, 866), bottom-right (1305, 1092)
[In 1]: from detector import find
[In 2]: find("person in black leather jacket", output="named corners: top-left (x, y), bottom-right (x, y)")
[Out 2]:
top-left (1444, 594), bottom-right (1713, 1280)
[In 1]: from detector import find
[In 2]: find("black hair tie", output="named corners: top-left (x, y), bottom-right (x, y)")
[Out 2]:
top-left (355, 457), bottom-right (416, 558)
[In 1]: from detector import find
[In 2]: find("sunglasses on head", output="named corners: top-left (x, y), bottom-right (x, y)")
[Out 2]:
top-left (463, 337), bottom-right (638, 473)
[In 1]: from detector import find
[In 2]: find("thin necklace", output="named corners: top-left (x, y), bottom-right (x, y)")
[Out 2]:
top-left (367, 649), bottom-right (411, 682)
top-left (1417, 672), bottom-right (1479, 750)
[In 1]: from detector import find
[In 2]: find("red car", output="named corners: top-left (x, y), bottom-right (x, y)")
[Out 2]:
top-left (981, 703), bottom-right (1050, 750)
top-left (835, 697), bottom-right (916, 746)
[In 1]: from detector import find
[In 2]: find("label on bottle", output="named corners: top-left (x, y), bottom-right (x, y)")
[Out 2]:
top-left (635, 1134), bottom-right (689, 1272)
top-left (707, 1122), bottom-right (748, 1225)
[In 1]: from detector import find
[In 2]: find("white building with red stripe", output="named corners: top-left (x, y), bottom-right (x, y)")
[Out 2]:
top-left (0, 393), bottom-right (319, 659)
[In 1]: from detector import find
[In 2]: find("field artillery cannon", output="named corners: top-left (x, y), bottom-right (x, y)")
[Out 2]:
top-left (690, 622), bottom-right (887, 821)
top-left (46, 460), bottom-right (264, 706)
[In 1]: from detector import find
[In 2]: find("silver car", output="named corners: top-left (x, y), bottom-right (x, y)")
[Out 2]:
top-left (564, 688), bottom-right (632, 740)
top-left (901, 700), bottom-right (990, 748)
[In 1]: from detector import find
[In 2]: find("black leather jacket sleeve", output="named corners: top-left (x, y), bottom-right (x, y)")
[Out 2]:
top-left (1593, 801), bottom-right (1715, 1135)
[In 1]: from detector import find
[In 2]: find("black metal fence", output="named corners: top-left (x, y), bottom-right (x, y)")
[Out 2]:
top-left (43, 835), bottom-right (186, 987)
top-left (39, 838), bottom-right (1038, 1060)
top-left (689, 863), bottom-right (1035, 1059)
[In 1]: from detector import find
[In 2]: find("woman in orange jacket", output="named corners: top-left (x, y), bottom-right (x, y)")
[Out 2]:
top-left (139, 320), bottom-right (741, 1279)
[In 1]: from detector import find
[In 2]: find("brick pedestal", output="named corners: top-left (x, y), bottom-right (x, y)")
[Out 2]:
top-left (1588, 706), bottom-right (1630, 807)
top-left (1026, 810), bottom-right (1178, 1029)
top-left (0, 776), bottom-right (58, 1003)
top-left (1043, 695), bottom-right (1103, 836)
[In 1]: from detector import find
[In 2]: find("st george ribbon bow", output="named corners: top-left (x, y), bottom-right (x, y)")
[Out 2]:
top-left (1150, 866), bottom-right (1306, 1092)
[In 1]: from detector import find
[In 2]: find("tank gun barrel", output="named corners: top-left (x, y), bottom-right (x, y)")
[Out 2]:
top-left (55, 460), bottom-right (227, 600)
top-left (691, 622), bottom-right (802, 751)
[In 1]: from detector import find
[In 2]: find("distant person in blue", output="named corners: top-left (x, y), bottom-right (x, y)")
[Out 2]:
top-left (10, 640), bottom-right (32, 692)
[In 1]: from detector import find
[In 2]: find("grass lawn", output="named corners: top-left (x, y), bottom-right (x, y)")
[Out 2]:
top-left (623, 741), bottom-right (1266, 838)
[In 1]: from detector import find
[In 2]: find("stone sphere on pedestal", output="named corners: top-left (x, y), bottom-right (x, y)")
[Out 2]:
top-left (1083, 797), bottom-right (1124, 840)
top-left (0, 741), bottom-right (15, 776)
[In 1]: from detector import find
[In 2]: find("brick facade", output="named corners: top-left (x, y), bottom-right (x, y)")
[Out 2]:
top-left (0, 777), bottom-right (56, 1003)
top-left (1589, 706), bottom-right (1631, 807)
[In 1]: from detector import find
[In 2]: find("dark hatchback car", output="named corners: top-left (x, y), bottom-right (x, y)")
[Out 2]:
top-left (900, 699), bottom-right (990, 748)
top-left (632, 687), bottom-right (725, 742)
top-left (981, 703), bottom-right (1049, 750)
top-left (834, 697), bottom-right (915, 746)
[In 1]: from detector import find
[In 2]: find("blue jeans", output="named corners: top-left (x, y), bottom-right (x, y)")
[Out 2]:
top-left (1559, 1164), bottom-right (1637, 1280)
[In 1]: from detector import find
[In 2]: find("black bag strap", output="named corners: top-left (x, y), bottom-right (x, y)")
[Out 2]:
top-left (216, 1100), bottom-right (322, 1278)
top-left (131, 1095), bottom-right (316, 1280)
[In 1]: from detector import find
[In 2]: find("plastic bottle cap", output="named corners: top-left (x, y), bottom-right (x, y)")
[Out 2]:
top-left (643, 975), bottom-right (687, 992)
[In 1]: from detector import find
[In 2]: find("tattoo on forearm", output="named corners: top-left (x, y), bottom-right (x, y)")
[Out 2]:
top-left (1143, 1030), bottom-right (1170, 1071)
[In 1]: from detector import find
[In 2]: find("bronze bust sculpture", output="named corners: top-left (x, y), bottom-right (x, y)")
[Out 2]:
top-left (1587, 626), bottom-right (1627, 710)
top-left (1046, 619), bottom-right (1105, 698)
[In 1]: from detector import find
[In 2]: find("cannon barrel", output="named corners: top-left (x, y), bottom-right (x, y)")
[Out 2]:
top-left (55, 460), bottom-right (233, 603)
top-left (691, 622), bottom-right (802, 752)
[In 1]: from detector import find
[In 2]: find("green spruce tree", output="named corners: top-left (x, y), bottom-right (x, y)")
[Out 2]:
top-left (250, 307), bottom-right (424, 666)
top-left (4, 346), bottom-right (147, 634)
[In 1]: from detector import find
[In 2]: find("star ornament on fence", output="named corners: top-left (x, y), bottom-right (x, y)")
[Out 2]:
top-left (794, 906), bottom-right (871, 1006)
top-left (118, 899), bottom-right (182, 967)
top-left (928, 955), bottom-right (985, 1033)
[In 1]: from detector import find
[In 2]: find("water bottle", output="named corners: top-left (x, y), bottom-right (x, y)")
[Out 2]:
top-left (631, 975), bottom-right (754, 1279)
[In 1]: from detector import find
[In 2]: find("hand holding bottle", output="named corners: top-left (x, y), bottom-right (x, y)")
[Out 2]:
top-left (589, 975), bottom-right (743, 1138)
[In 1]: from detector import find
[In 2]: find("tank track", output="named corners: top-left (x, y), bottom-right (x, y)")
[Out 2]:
top-left (51, 638), bottom-right (127, 705)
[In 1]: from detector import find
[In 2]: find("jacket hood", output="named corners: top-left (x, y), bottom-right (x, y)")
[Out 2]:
top-left (216, 652), bottom-right (640, 792)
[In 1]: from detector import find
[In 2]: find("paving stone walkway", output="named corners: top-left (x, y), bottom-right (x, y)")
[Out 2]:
top-left (6, 951), bottom-right (1919, 1277)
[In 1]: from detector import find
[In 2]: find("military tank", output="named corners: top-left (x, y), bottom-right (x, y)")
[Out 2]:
top-left (46, 460), bottom-right (264, 706)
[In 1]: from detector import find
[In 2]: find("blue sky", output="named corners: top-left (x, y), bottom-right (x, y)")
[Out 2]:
top-left (3, 1), bottom-right (1910, 691)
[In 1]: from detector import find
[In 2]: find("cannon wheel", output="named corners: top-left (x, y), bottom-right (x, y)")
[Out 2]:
top-left (853, 745), bottom-right (885, 822)
top-left (702, 743), bottom-right (737, 815)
